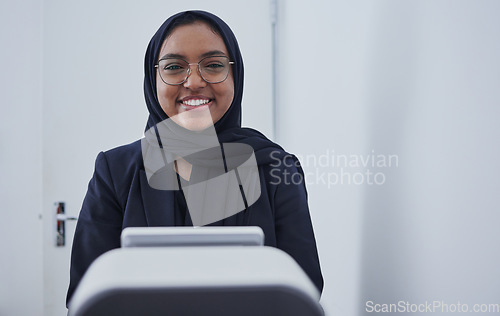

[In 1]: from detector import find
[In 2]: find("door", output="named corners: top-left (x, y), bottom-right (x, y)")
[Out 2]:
top-left (42, 1), bottom-right (273, 315)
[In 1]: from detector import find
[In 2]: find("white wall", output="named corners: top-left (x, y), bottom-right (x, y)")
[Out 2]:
top-left (0, 0), bottom-right (44, 315)
top-left (278, 0), bottom-right (500, 315)
top-left (359, 1), bottom-right (500, 315)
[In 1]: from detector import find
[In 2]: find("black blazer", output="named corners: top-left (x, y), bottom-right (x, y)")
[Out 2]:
top-left (67, 140), bottom-right (323, 304)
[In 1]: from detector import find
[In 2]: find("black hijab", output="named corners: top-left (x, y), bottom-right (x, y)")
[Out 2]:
top-left (143, 10), bottom-right (285, 166)
top-left (142, 10), bottom-right (302, 226)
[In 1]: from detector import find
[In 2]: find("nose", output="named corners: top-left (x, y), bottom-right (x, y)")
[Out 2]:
top-left (183, 64), bottom-right (207, 90)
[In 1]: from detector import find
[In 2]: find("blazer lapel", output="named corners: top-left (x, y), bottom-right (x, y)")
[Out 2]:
top-left (139, 169), bottom-right (175, 226)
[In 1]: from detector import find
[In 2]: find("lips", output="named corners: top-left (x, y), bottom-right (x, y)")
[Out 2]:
top-left (179, 96), bottom-right (213, 110)
top-left (182, 99), bottom-right (210, 106)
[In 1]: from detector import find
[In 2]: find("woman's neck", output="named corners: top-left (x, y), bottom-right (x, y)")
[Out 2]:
top-left (174, 157), bottom-right (192, 181)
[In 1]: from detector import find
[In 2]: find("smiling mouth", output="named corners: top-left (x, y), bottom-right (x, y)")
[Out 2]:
top-left (180, 98), bottom-right (211, 106)
top-left (179, 97), bottom-right (213, 110)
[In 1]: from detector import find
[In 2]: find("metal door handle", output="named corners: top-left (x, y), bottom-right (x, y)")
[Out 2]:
top-left (55, 202), bottom-right (78, 247)
top-left (56, 214), bottom-right (78, 221)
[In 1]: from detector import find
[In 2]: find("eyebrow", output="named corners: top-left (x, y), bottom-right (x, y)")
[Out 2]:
top-left (200, 50), bottom-right (227, 58)
top-left (159, 50), bottom-right (228, 61)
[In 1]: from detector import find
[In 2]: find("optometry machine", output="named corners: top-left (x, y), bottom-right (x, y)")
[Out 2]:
top-left (67, 226), bottom-right (324, 316)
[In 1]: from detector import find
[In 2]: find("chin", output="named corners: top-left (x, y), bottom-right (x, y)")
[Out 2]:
top-left (169, 106), bottom-right (215, 131)
top-left (174, 118), bottom-right (214, 131)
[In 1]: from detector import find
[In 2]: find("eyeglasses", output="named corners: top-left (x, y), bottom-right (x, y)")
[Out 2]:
top-left (155, 56), bottom-right (234, 85)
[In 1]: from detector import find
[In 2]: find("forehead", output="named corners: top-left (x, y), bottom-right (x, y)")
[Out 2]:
top-left (159, 21), bottom-right (229, 59)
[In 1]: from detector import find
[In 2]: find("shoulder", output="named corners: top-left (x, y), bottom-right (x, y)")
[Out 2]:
top-left (89, 139), bottom-right (144, 207)
top-left (99, 139), bottom-right (143, 170)
top-left (94, 139), bottom-right (144, 182)
top-left (101, 139), bottom-right (142, 164)
top-left (262, 151), bottom-right (306, 187)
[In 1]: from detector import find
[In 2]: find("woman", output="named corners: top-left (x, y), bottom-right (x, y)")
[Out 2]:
top-left (67, 10), bottom-right (323, 305)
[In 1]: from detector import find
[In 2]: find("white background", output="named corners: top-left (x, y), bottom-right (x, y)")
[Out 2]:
top-left (2, 0), bottom-right (500, 316)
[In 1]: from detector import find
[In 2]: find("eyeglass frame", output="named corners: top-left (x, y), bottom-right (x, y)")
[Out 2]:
top-left (154, 55), bottom-right (235, 86)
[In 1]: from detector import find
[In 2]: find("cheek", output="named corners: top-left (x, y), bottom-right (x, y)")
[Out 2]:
top-left (156, 85), bottom-right (180, 118)
top-left (219, 78), bottom-right (235, 109)
top-left (156, 74), bottom-right (169, 99)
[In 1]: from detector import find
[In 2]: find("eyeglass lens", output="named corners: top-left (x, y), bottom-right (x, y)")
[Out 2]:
top-left (157, 56), bottom-right (231, 85)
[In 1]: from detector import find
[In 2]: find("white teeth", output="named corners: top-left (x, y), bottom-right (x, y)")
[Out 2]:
top-left (182, 99), bottom-right (210, 106)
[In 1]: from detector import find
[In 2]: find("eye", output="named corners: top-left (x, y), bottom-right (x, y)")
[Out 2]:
top-left (158, 58), bottom-right (187, 73)
top-left (206, 62), bottom-right (224, 68)
top-left (163, 63), bottom-right (184, 71)
top-left (202, 61), bottom-right (226, 73)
